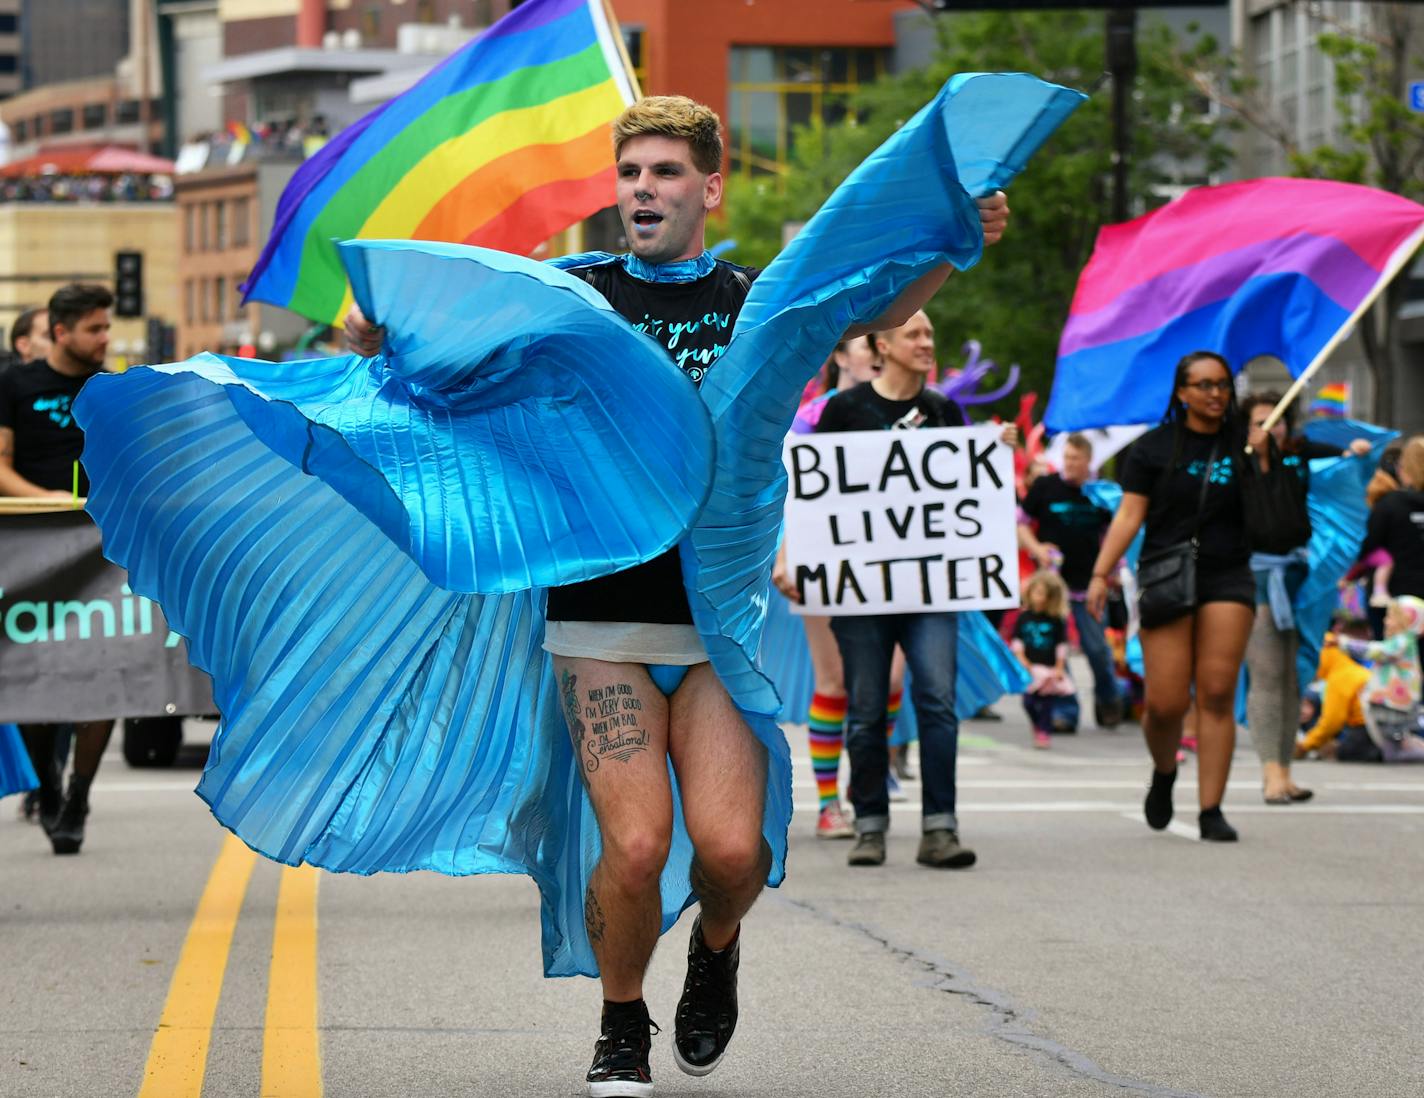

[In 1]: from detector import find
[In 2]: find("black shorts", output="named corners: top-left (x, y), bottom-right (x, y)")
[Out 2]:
top-left (1195, 562), bottom-right (1257, 609)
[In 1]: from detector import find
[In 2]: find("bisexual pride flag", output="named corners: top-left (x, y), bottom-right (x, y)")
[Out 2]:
top-left (1045, 178), bottom-right (1424, 431)
top-left (242, 0), bottom-right (637, 325)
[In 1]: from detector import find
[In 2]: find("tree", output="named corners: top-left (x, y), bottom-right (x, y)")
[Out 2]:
top-left (714, 12), bottom-right (1232, 411)
top-left (1172, 3), bottom-right (1424, 420)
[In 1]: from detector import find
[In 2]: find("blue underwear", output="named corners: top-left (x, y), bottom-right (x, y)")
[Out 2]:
top-left (646, 664), bottom-right (691, 696)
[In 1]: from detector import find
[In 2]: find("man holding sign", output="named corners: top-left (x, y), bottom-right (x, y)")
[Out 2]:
top-left (777, 311), bottom-right (1019, 868)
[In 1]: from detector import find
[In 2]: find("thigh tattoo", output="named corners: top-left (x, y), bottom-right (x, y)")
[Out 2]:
top-left (561, 671), bottom-right (651, 773)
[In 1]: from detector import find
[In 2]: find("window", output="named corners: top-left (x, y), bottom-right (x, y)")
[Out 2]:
top-left (82, 103), bottom-right (107, 130)
top-left (198, 277), bottom-right (209, 323)
top-left (13, 119), bottom-right (25, 141)
top-left (0, 56), bottom-right (16, 75)
top-left (726, 47), bottom-right (887, 181)
top-left (184, 205), bottom-right (195, 251)
top-left (50, 108), bottom-right (74, 134)
top-left (622, 28), bottom-right (647, 93)
top-left (232, 198), bottom-right (251, 246)
top-left (361, 6), bottom-right (381, 39)
top-left (215, 200), bottom-right (227, 251)
top-left (215, 276), bottom-right (227, 324)
top-left (185, 279), bottom-right (195, 325)
top-left (116, 99), bottom-right (140, 124)
top-left (415, 0), bottom-right (436, 22)
top-left (199, 203), bottom-right (209, 251)
top-left (0, 14), bottom-right (18, 32)
top-left (231, 279), bottom-right (246, 323)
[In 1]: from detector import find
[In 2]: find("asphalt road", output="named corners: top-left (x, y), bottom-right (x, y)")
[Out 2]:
top-left (4, 700), bottom-right (1421, 1098)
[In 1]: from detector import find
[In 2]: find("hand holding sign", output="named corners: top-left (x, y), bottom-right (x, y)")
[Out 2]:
top-left (782, 425), bottom-right (1020, 616)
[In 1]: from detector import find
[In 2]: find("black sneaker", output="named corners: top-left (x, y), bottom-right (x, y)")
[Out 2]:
top-left (672, 917), bottom-right (738, 1078)
top-left (49, 774), bottom-right (91, 856)
top-left (587, 1000), bottom-right (657, 1097)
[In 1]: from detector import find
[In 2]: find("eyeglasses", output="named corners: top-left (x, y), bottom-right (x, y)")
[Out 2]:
top-left (1181, 380), bottom-right (1233, 394)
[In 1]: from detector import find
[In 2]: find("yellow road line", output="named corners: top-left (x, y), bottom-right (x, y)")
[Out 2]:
top-left (261, 865), bottom-right (323, 1097)
top-left (138, 834), bottom-right (258, 1098)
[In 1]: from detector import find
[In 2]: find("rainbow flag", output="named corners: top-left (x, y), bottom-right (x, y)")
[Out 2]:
top-left (1045, 178), bottom-right (1424, 431)
top-left (1309, 381), bottom-right (1349, 418)
top-left (227, 120), bottom-right (253, 144)
top-left (242, 0), bottom-right (637, 324)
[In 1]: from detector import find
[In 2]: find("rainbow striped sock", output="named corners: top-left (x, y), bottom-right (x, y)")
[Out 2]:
top-left (885, 689), bottom-right (903, 744)
top-left (808, 692), bottom-right (847, 808)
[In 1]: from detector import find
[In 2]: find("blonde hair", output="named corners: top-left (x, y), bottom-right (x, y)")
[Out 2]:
top-left (1399, 436), bottom-right (1424, 491)
top-left (1023, 570), bottom-right (1069, 620)
top-left (612, 96), bottom-right (723, 175)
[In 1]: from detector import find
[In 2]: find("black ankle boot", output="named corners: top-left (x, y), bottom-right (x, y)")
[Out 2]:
top-left (1198, 806), bottom-right (1238, 843)
top-left (1144, 768), bottom-right (1177, 830)
top-left (49, 774), bottom-right (92, 855)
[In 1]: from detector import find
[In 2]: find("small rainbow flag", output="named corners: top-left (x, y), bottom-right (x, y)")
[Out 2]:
top-left (1309, 381), bottom-right (1350, 418)
top-left (242, 0), bottom-right (637, 324)
top-left (227, 120), bottom-right (253, 145)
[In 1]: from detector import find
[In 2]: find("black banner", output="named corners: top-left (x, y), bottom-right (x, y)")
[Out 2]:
top-left (0, 511), bottom-right (213, 722)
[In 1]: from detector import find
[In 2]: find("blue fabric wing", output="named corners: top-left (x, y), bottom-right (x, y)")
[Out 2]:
top-left (1295, 422), bottom-right (1398, 685)
top-left (98, 242), bottom-right (713, 595)
top-left (683, 73), bottom-right (1085, 718)
top-left (0, 723), bottom-right (38, 799)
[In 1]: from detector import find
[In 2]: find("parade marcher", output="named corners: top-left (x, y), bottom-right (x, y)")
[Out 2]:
top-left (1017, 431), bottom-right (1123, 727)
top-left (1087, 351), bottom-right (1254, 843)
top-left (1238, 391), bottom-right (1371, 803)
top-left (344, 100), bottom-right (1013, 1094)
top-left (773, 335), bottom-right (911, 838)
top-left (1357, 436), bottom-right (1424, 607)
top-left (0, 283), bottom-right (116, 854)
top-left (1012, 571), bottom-right (1076, 749)
top-left (1, 306), bottom-right (51, 377)
top-left (813, 309), bottom-right (1017, 869)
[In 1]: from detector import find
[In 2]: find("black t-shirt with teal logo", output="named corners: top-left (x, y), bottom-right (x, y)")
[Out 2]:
top-left (1013, 610), bottom-right (1066, 666)
top-left (1119, 422), bottom-right (1248, 568)
top-left (0, 360), bottom-right (92, 493)
top-left (1020, 473), bottom-right (1112, 591)
top-left (545, 255), bottom-right (758, 625)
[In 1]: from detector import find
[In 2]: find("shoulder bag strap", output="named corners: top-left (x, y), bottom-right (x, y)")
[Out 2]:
top-left (1187, 435), bottom-right (1221, 552)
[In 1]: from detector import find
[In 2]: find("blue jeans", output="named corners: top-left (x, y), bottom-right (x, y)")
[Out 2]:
top-left (831, 613), bottom-right (959, 836)
top-left (1069, 599), bottom-right (1120, 706)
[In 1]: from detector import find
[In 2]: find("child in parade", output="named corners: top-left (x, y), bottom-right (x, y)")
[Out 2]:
top-left (1011, 571), bottom-right (1076, 749)
top-left (1318, 595), bottom-right (1424, 762)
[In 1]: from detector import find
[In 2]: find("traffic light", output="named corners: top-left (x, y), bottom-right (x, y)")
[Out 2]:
top-left (115, 250), bottom-right (144, 318)
top-left (145, 317), bottom-right (176, 363)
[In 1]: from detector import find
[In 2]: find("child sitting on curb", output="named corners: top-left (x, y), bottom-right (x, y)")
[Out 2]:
top-left (1310, 596), bottom-right (1424, 763)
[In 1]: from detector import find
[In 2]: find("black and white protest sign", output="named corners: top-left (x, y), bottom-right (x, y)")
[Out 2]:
top-left (782, 425), bottom-right (1019, 615)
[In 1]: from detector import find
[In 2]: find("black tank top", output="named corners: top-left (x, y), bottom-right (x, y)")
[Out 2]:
top-left (544, 256), bottom-right (757, 624)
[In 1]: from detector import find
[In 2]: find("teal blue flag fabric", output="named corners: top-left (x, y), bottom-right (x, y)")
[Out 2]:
top-left (74, 72), bottom-right (1082, 978)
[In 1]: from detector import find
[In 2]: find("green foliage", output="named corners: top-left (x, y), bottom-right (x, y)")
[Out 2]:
top-left (714, 13), bottom-right (1232, 410)
top-left (1296, 28), bottom-right (1424, 201)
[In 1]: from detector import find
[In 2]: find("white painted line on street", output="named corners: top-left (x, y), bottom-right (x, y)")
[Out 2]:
top-left (788, 776), bottom-right (1424, 793)
top-left (793, 799), bottom-right (1424, 815)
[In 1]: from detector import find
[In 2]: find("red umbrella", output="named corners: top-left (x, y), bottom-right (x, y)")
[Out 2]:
top-left (0, 144), bottom-right (176, 178)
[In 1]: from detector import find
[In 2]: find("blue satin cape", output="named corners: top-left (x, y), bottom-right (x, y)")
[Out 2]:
top-left (74, 73), bottom-right (1083, 977)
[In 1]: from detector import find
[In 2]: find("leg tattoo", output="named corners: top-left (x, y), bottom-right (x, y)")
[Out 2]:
top-left (584, 885), bottom-right (607, 945)
top-left (561, 669), bottom-right (597, 774)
